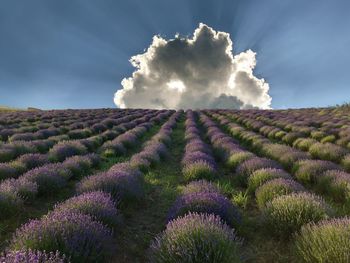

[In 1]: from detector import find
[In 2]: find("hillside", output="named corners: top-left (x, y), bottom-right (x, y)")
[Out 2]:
top-left (0, 107), bottom-right (349, 262)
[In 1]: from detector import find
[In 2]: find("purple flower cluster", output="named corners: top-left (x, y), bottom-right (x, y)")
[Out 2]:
top-left (17, 153), bottom-right (50, 170)
top-left (11, 211), bottom-right (112, 263)
top-left (0, 250), bottom-right (66, 263)
top-left (181, 179), bottom-right (220, 195)
top-left (318, 170), bottom-right (350, 202)
top-left (236, 157), bottom-right (282, 185)
top-left (293, 159), bottom-right (340, 185)
top-left (261, 143), bottom-right (310, 169)
top-left (54, 191), bottom-right (120, 228)
top-left (296, 217), bottom-right (350, 262)
top-left (22, 164), bottom-right (69, 195)
top-left (77, 169), bottom-right (144, 205)
top-left (149, 213), bottom-right (241, 263)
top-left (263, 192), bottom-right (332, 236)
top-left (168, 191), bottom-right (241, 227)
top-left (48, 141), bottom-right (88, 162)
top-left (255, 178), bottom-right (305, 208)
top-left (247, 168), bottom-right (292, 193)
top-left (0, 177), bottom-right (38, 200)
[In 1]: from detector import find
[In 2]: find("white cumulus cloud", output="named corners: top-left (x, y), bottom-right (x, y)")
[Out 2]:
top-left (114, 23), bottom-right (271, 109)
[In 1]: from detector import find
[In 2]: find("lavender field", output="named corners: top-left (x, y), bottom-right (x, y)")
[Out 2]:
top-left (0, 107), bottom-right (350, 262)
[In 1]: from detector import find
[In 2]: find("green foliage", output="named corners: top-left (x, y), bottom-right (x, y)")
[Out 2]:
top-left (263, 193), bottom-right (331, 237)
top-left (295, 218), bottom-right (350, 263)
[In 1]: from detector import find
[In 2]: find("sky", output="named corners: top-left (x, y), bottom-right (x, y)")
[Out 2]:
top-left (0, 0), bottom-right (349, 110)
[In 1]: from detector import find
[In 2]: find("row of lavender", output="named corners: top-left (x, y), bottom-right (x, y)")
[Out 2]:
top-left (0, 109), bottom-right (152, 176)
top-left (215, 110), bottom-right (350, 208)
top-left (0, 110), bottom-right (168, 219)
top-left (229, 107), bottom-right (350, 147)
top-left (225, 110), bottom-right (350, 170)
top-left (149, 110), bottom-right (242, 262)
top-left (0, 110), bottom-right (180, 262)
top-left (205, 110), bottom-right (350, 262)
top-left (0, 109), bottom-right (135, 142)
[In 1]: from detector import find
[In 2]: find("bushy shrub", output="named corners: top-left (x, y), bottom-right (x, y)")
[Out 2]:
top-left (278, 151), bottom-right (310, 170)
top-left (11, 211), bottom-right (112, 263)
top-left (0, 148), bottom-right (16, 162)
top-left (263, 193), bottom-right (331, 237)
top-left (149, 213), bottom-right (241, 263)
top-left (54, 191), bottom-right (120, 228)
top-left (130, 155), bottom-right (151, 172)
top-left (309, 143), bottom-right (347, 162)
top-left (342, 154), bottom-right (350, 172)
top-left (226, 151), bottom-right (255, 169)
top-left (236, 157), bottom-right (282, 185)
top-left (0, 163), bottom-right (17, 180)
top-left (0, 191), bottom-right (22, 218)
top-left (168, 192), bottom-right (241, 227)
top-left (310, 130), bottom-right (326, 141)
top-left (116, 132), bottom-right (138, 148)
top-left (318, 170), bottom-right (350, 203)
top-left (282, 132), bottom-right (303, 145)
top-left (295, 217), bottom-right (350, 263)
top-left (255, 178), bottom-right (304, 209)
top-left (182, 151), bottom-right (216, 168)
top-left (293, 160), bottom-right (339, 185)
top-left (293, 138), bottom-right (318, 151)
top-left (135, 151), bottom-right (161, 166)
top-left (22, 165), bottom-right (68, 195)
top-left (61, 155), bottom-right (92, 178)
top-left (49, 141), bottom-right (87, 162)
top-left (182, 180), bottom-right (220, 195)
top-left (247, 168), bottom-right (292, 194)
top-left (0, 250), bottom-right (66, 263)
top-left (17, 153), bottom-right (50, 170)
top-left (320, 135), bottom-right (336, 143)
top-left (101, 141), bottom-right (127, 158)
top-left (183, 161), bottom-right (216, 181)
top-left (185, 140), bottom-right (212, 155)
top-left (77, 171), bottom-right (143, 205)
top-left (0, 177), bottom-right (38, 200)
top-left (9, 160), bottom-right (27, 175)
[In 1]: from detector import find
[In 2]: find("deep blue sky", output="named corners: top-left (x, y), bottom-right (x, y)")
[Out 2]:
top-left (0, 0), bottom-right (349, 109)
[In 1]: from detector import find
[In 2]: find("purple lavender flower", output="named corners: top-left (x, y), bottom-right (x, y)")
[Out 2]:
top-left (296, 217), bottom-right (350, 262)
top-left (182, 180), bottom-right (220, 195)
top-left (182, 151), bottom-right (216, 167)
top-left (61, 155), bottom-right (92, 178)
top-left (17, 153), bottom-right (50, 170)
top-left (255, 178), bottom-right (305, 209)
top-left (48, 141), bottom-right (87, 162)
top-left (294, 159), bottom-right (340, 184)
top-left (77, 170), bottom-right (143, 205)
top-left (0, 177), bottom-right (38, 200)
top-left (168, 192), bottom-right (241, 227)
top-left (264, 192), bottom-right (332, 236)
top-left (22, 165), bottom-right (67, 195)
top-left (149, 213), bottom-right (241, 263)
top-left (11, 211), bottom-right (112, 263)
top-left (236, 157), bottom-right (282, 184)
top-left (0, 249), bottom-right (66, 263)
top-left (54, 191), bottom-right (120, 228)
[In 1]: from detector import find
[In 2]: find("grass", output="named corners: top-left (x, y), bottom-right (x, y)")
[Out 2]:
top-left (110, 115), bottom-right (186, 262)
